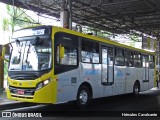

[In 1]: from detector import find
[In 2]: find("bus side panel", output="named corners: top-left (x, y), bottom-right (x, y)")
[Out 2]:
top-left (149, 69), bottom-right (154, 89)
top-left (56, 68), bottom-right (80, 103)
top-left (56, 62), bottom-right (103, 103)
top-left (131, 68), bottom-right (142, 93)
top-left (125, 67), bottom-right (140, 93)
top-left (80, 63), bottom-right (103, 99)
top-left (114, 66), bottom-right (126, 95)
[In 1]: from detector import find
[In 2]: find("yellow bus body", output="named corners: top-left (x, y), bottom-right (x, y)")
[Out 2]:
top-left (5, 26), bottom-right (156, 104)
top-left (6, 70), bottom-right (58, 103)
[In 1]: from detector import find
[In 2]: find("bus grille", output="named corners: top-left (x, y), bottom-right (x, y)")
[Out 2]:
top-left (11, 95), bottom-right (33, 99)
top-left (9, 86), bottom-right (35, 96)
top-left (10, 75), bottom-right (38, 80)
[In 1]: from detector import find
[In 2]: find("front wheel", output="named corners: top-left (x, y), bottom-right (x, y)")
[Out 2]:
top-left (77, 86), bottom-right (91, 109)
top-left (133, 82), bottom-right (140, 95)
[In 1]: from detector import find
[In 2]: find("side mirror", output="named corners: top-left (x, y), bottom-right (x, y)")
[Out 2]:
top-left (59, 44), bottom-right (65, 59)
top-left (2, 44), bottom-right (10, 62)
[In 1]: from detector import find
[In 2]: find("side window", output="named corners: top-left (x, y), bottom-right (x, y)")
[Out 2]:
top-left (134, 52), bottom-right (141, 67)
top-left (108, 47), bottom-right (113, 65)
top-left (125, 50), bottom-right (133, 67)
top-left (57, 46), bottom-right (77, 65)
top-left (149, 55), bottom-right (155, 69)
top-left (102, 48), bottom-right (107, 64)
top-left (81, 39), bottom-right (99, 63)
top-left (156, 56), bottom-right (159, 66)
top-left (115, 47), bottom-right (125, 66)
top-left (142, 55), bottom-right (149, 67)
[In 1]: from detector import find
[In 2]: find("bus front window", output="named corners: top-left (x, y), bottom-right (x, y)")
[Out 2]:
top-left (23, 40), bottom-right (52, 71)
top-left (9, 42), bottom-right (24, 71)
top-left (9, 40), bottom-right (52, 71)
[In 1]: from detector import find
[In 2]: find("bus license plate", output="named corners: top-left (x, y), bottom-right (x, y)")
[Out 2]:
top-left (17, 90), bottom-right (25, 95)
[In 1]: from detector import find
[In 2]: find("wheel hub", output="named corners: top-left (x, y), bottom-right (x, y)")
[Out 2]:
top-left (79, 90), bottom-right (88, 104)
top-left (134, 85), bottom-right (139, 94)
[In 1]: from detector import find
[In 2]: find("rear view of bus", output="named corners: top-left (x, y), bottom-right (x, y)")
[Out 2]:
top-left (5, 26), bottom-right (57, 103)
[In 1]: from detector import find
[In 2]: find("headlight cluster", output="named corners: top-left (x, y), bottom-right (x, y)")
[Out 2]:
top-left (36, 79), bottom-right (51, 90)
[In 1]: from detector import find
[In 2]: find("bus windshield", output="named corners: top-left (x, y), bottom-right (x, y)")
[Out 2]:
top-left (9, 39), bottom-right (52, 71)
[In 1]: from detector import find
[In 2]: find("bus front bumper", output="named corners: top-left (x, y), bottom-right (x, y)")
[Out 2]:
top-left (6, 81), bottom-right (57, 104)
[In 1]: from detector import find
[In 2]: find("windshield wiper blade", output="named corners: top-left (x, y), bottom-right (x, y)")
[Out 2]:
top-left (18, 42), bottom-right (23, 61)
top-left (25, 42), bottom-right (31, 63)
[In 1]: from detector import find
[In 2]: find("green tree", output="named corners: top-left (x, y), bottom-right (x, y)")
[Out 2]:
top-left (82, 27), bottom-right (112, 38)
top-left (2, 5), bottom-right (37, 77)
top-left (3, 4), bottom-right (37, 33)
top-left (129, 33), bottom-right (139, 47)
top-left (4, 62), bottom-right (8, 79)
top-left (2, 18), bottom-right (9, 31)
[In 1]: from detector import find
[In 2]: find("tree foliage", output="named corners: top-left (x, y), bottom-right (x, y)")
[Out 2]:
top-left (2, 5), bottom-right (37, 77)
top-left (4, 62), bottom-right (8, 78)
top-left (82, 27), bottom-right (112, 39)
top-left (2, 18), bottom-right (9, 31)
top-left (129, 34), bottom-right (139, 42)
top-left (3, 5), bottom-right (37, 33)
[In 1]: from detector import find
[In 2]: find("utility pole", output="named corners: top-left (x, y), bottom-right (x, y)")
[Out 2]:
top-left (0, 45), bottom-right (4, 91)
top-left (60, 0), bottom-right (72, 29)
top-left (158, 37), bottom-right (160, 87)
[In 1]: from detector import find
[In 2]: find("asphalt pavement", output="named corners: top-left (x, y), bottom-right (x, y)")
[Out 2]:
top-left (1, 87), bottom-right (160, 119)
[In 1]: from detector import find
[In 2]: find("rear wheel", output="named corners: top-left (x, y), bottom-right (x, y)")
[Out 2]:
top-left (77, 86), bottom-right (91, 109)
top-left (133, 82), bottom-right (140, 95)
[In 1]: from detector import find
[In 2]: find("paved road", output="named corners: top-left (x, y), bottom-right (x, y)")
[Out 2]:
top-left (1, 88), bottom-right (160, 119)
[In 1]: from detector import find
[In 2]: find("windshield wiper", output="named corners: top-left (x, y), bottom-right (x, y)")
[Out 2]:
top-left (16, 40), bottom-right (23, 62)
top-left (25, 42), bottom-right (31, 63)
top-left (25, 37), bottom-right (42, 63)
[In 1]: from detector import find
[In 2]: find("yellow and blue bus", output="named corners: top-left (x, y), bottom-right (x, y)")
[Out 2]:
top-left (3, 25), bottom-right (156, 108)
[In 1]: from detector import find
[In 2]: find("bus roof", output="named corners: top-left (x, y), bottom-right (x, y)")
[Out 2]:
top-left (13, 25), bottom-right (155, 55)
top-left (52, 26), bottom-right (155, 56)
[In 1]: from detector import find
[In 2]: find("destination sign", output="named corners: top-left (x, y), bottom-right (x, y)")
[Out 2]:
top-left (12, 26), bottom-right (50, 38)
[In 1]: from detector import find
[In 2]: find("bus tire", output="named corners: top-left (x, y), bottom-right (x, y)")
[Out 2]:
top-left (133, 82), bottom-right (140, 95)
top-left (76, 86), bottom-right (91, 109)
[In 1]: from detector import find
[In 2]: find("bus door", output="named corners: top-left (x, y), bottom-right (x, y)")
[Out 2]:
top-left (124, 50), bottom-right (134, 93)
top-left (142, 55), bottom-right (149, 90)
top-left (101, 46), bottom-right (114, 96)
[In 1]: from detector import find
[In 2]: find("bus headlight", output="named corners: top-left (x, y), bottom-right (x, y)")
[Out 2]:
top-left (44, 79), bottom-right (50, 85)
top-left (36, 79), bottom-right (50, 91)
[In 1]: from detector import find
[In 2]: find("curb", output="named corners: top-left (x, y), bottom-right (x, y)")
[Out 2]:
top-left (0, 90), bottom-right (38, 111)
